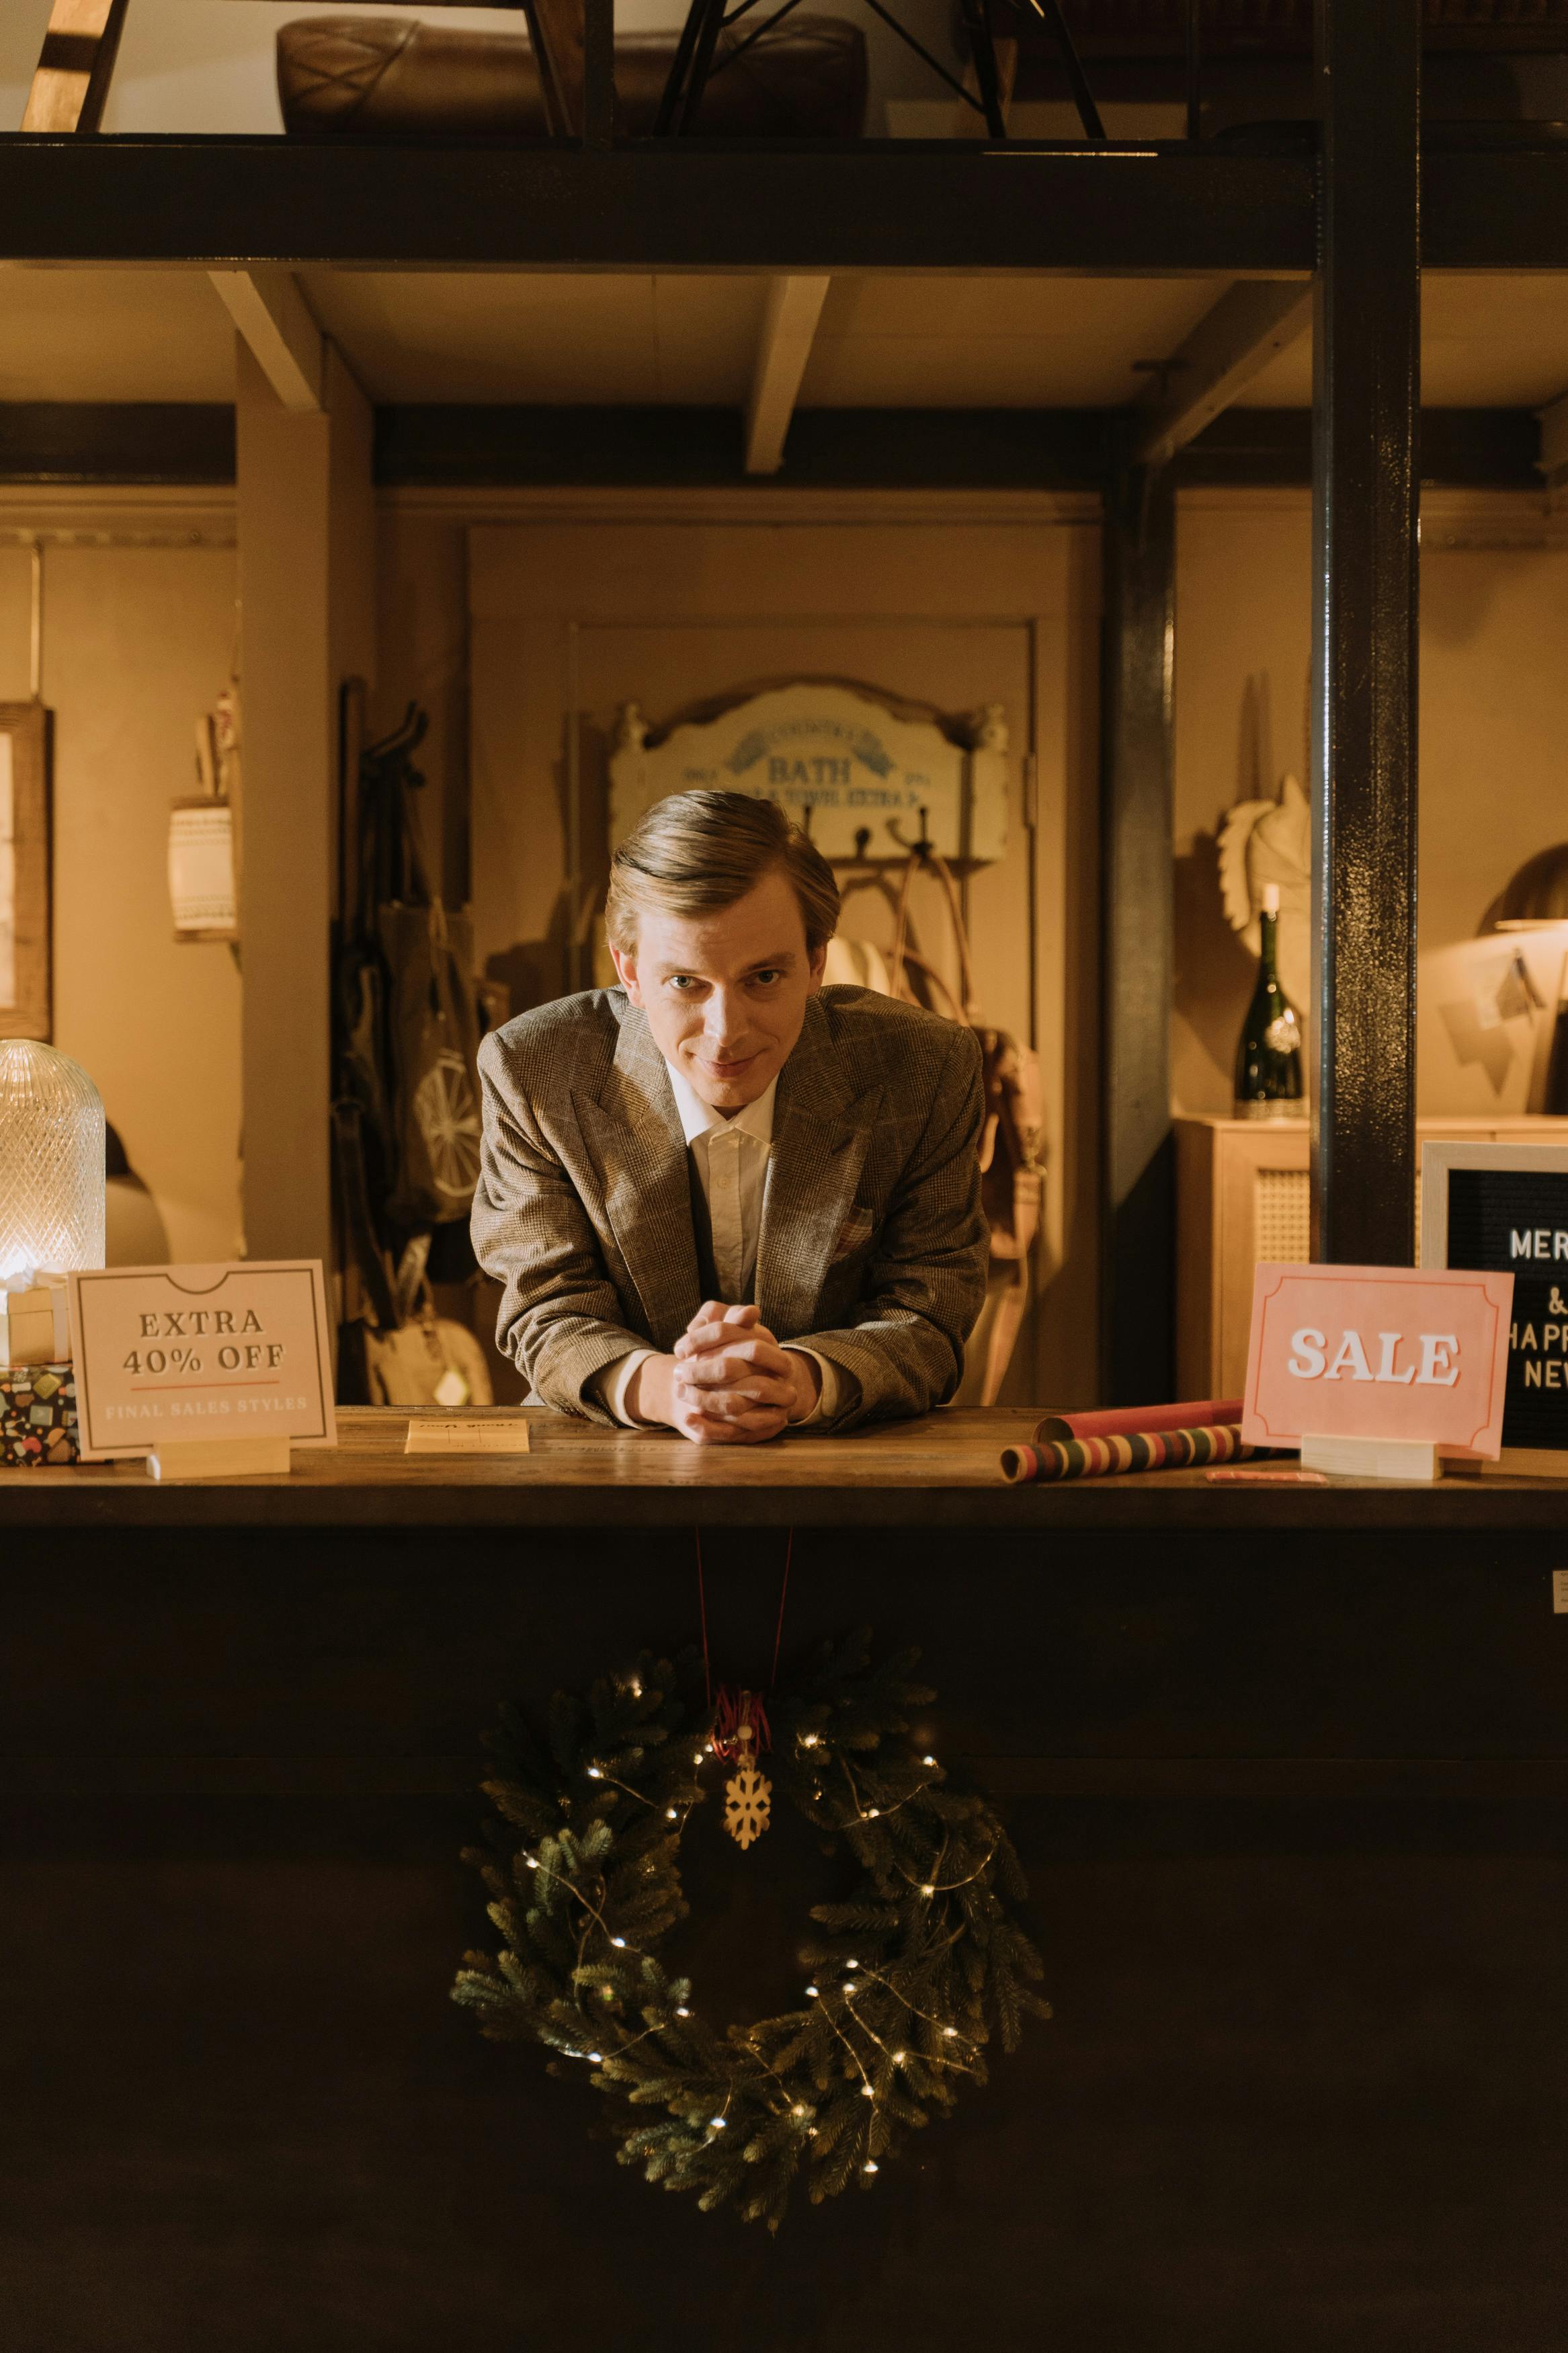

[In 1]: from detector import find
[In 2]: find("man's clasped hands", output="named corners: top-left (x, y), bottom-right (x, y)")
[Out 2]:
top-left (625, 1302), bottom-right (821, 1443)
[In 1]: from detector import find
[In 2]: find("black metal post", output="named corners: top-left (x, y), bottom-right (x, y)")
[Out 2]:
top-left (1310, 0), bottom-right (1421, 1263)
top-left (1100, 455), bottom-right (1175, 1405)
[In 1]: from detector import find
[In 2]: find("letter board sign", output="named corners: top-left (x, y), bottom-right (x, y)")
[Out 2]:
top-left (1421, 1139), bottom-right (1568, 1472)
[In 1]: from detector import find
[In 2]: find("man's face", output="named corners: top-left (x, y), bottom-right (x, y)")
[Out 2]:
top-left (610, 868), bottom-right (827, 1112)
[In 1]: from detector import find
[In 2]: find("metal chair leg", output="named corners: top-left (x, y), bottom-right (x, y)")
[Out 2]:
top-left (676, 0), bottom-right (730, 133)
top-left (958, 0), bottom-right (1008, 139)
top-left (518, 0), bottom-right (582, 136)
top-left (1036, 0), bottom-right (1106, 142)
top-left (654, 0), bottom-right (709, 134)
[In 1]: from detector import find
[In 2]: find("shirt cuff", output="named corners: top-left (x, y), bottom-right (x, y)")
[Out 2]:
top-left (784, 1346), bottom-right (842, 1427)
top-left (593, 1347), bottom-right (657, 1427)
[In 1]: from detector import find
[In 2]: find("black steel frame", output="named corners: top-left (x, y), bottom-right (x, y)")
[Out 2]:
top-left (1, 136), bottom-right (1565, 269)
top-left (0, 402), bottom-right (1538, 496)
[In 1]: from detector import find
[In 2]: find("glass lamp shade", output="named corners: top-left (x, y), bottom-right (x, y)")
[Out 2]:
top-left (0, 1038), bottom-right (107, 1282)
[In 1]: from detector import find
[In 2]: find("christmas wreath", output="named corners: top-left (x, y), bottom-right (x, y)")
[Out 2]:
top-left (452, 1631), bottom-right (1049, 2229)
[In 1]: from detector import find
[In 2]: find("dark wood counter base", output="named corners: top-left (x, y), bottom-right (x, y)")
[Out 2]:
top-left (5, 1410), bottom-right (1567, 2348)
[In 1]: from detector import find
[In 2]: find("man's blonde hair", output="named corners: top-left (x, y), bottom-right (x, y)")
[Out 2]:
top-left (606, 789), bottom-right (840, 959)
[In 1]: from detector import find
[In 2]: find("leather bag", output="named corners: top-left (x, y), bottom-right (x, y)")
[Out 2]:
top-left (276, 15), bottom-right (869, 141)
top-left (363, 1306), bottom-right (494, 1409)
top-left (379, 895), bottom-right (484, 1229)
top-left (882, 842), bottom-right (1045, 1404)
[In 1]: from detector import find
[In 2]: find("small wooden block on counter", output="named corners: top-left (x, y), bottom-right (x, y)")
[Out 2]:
top-left (1301, 1432), bottom-right (1440, 1483)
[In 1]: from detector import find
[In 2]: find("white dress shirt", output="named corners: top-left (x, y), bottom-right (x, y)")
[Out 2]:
top-left (593, 1059), bottom-right (841, 1429)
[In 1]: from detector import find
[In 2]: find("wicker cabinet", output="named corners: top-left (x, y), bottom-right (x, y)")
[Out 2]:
top-left (1175, 1115), bottom-right (1568, 1398)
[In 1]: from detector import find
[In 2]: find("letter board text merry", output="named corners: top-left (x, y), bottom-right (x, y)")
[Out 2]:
top-left (1421, 1140), bottom-right (1568, 1464)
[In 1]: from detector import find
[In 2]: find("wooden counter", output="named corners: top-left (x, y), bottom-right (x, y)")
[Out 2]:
top-left (7, 1406), bottom-right (1568, 2350)
top-left (4, 1404), bottom-right (1568, 1527)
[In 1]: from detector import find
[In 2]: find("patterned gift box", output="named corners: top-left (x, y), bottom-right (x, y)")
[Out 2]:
top-left (0, 1362), bottom-right (80, 1467)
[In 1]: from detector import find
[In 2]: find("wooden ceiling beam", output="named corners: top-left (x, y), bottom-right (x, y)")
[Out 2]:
top-left (1133, 278), bottom-right (1313, 469)
top-left (208, 271), bottom-right (325, 414)
top-left (744, 276), bottom-right (831, 477)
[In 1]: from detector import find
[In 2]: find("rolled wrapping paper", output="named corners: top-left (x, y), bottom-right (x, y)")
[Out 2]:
top-left (1000, 1422), bottom-right (1255, 1484)
top-left (1032, 1396), bottom-right (1243, 1445)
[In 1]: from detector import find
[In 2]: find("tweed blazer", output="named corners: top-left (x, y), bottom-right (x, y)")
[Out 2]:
top-left (470, 985), bottom-right (989, 1430)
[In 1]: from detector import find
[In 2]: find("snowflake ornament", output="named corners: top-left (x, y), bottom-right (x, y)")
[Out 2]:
top-left (723, 1722), bottom-right (772, 1851)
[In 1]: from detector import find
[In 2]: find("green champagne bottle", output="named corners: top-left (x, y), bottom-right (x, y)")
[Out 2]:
top-left (1234, 883), bottom-right (1305, 1119)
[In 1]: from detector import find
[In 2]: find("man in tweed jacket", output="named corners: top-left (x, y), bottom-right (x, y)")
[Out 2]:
top-left (472, 791), bottom-right (987, 1440)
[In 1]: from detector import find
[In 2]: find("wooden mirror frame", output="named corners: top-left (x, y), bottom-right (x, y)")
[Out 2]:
top-left (0, 703), bottom-right (54, 1042)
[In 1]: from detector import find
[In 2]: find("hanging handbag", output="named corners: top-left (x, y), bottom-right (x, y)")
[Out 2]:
top-left (380, 893), bottom-right (485, 1228)
top-left (886, 842), bottom-right (1045, 1404)
top-left (363, 1301), bottom-right (494, 1410)
top-left (343, 699), bottom-right (486, 1233)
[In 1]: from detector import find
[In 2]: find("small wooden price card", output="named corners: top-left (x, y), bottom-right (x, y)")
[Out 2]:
top-left (405, 1415), bottom-right (532, 1455)
top-left (68, 1261), bottom-right (336, 1471)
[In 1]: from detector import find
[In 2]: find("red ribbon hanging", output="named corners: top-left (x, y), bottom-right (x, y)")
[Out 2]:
top-left (694, 1528), bottom-right (792, 1757)
top-left (710, 1685), bottom-right (772, 1763)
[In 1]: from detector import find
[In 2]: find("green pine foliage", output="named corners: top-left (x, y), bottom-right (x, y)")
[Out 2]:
top-left (452, 1632), bottom-right (1050, 2229)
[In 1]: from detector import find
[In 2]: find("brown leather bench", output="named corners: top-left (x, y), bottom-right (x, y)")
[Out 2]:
top-left (276, 13), bottom-right (868, 140)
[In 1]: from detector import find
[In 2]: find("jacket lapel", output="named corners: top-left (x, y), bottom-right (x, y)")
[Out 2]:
top-left (573, 1007), bottom-right (702, 1351)
top-left (757, 996), bottom-right (878, 1339)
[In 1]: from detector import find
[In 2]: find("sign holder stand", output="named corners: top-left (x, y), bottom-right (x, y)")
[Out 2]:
top-left (146, 1435), bottom-right (292, 1482)
top-left (1300, 1432), bottom-right (1440, 1482)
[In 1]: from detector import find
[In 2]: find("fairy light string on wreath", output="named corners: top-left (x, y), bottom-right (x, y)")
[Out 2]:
top-left (452, 1622), bottom-right (1049, 2229)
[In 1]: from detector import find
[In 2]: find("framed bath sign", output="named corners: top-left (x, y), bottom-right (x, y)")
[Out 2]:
top-left (608, 682), bottom-right (1009, 863)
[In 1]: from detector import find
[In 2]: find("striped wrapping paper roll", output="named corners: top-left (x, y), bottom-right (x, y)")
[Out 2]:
top-left (1000, 1422), bottom-right (1255, 1484)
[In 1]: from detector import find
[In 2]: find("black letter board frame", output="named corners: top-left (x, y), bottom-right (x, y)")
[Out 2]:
top-left (1421, 1138), bottom-right (1568, 1477)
